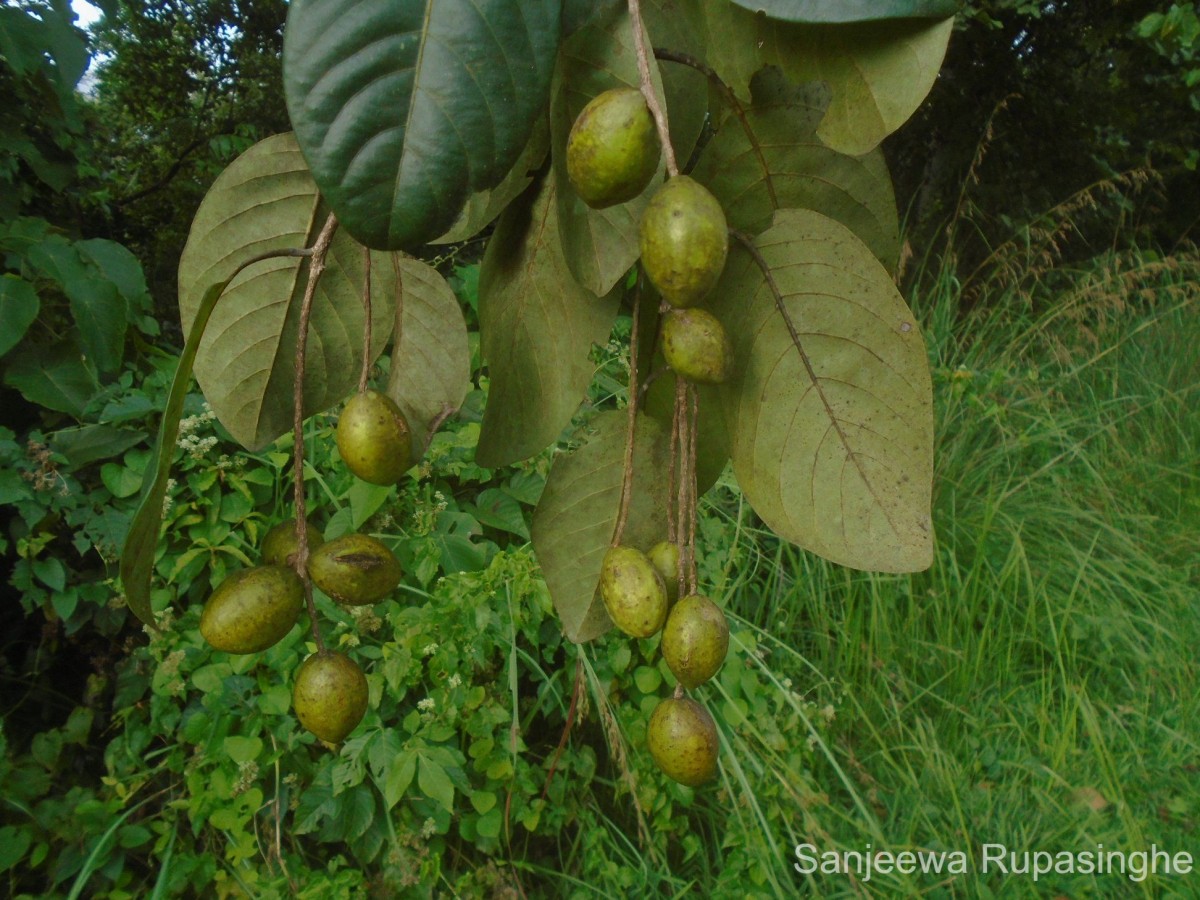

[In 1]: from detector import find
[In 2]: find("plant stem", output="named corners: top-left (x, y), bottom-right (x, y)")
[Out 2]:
top-left (292, 212), bottom-right (339, 653)
top-left (628, 0), bottom-right (678, 178)
top-left (612, 278), bottom-right (645, 547)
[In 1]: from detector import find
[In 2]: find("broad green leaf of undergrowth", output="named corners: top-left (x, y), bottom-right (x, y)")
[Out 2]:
top-left (177, 133), bottom-right (395, 452)
top-left (475, 175), bottom-right (620, 468)
top-left (549, 5), bottom-right (687, 297)
top-left (724, 0), bottom-right (959, 23)
top-left (384, 257), bottom-right (470, 451)
top-left (283, 0), bottom-right (561, 250)
top-left (0, 274), bottom-right (38, 358)
top-left (531, 412), bottom-right (671, 642)
top-left (691, 69), bottom-right (901, 271)
top-left (677, 2), bottom-right (953, 155)
top-left (711, 209), bottom-right (933, 572)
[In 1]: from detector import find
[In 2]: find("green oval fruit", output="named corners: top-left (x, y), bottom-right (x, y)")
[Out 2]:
top-left (567, 87), bottom-right (660, 209)
top-left (639, 175), bottom-right (728, 307)
top-left (336, 390), bottom-right (412, 486)
top-left (261, 518), bottom-right (324, 567)
top-left (293, 651), bottom-right (369, 743)
top-left (661, 594), bottom-right (730, 689)
top-left (200, 565), bottom-right (304, 654)
top-left (307, 533), bottom-right (401, 606)
top-left (661, 308), bottom-right (733, 384)
top-left (647, 540), bottom-right (681, 602)
top-left (647, 696), bottom-right (719, 787)
top-left (599, 545), bottom-right (668, 638)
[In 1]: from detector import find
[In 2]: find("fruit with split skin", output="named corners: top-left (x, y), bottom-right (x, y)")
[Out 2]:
top-left (639, 175), bottom-right (728, 307)
top-left (567, 87), bottom-right (661, 209)
top-left (647, 540), bottom-right (681, 602)
top-left (661, 308), bottom-right (733, 384)
top-left (661, 594), bottom-right (730, 689)
top-left (200, 565), bottom-right (305, 654)
top-left (261, 518), bottom-right (324, 567)
top-left (307, 533), bottom-right (402, 606)
top-left (599, 545), bottom-right (668, 638)
top-left (647, 695), bottom-right (719, 786)
top-left (292, 650), bottom-right (369, 743)
top-left (336, 389), bottom-right (412, 486)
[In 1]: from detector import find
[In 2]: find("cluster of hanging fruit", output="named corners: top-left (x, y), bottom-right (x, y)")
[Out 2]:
top-left (568, 85), bottom-right (734, 787)
top-left (198, 387), bottom-right (410, 745)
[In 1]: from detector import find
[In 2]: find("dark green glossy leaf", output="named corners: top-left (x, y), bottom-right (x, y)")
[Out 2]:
top-left (0, 274), bottom-right (38, 358)
top-left (476, 175), bottom-right (620, 467)
top-left (283, 0), bottom-right (561, 250)
top-left (3, 338), bottom-right (99, 417)
top-left (531, 412), bottom-right (671, 643)
top-left (724, 0), bottom-right (959, 23)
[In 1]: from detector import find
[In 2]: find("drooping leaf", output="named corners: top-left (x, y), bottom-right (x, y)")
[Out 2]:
top-left (549, 6), bottom-right (665, 297)
top-left (177, 133), bottom-right (395, 451)
top-left (531, 412), bottom-right (671, 642)
top-left (675, 2), bottom-right (954, 155)
top-left (711, 209), bottom-right (933, 572)
top-left (283, 0), bottom-right (561, 250)
top-left (723, 0), bottom-right (959, 23)
top-left (0, 274), bottom-right (39, 358)
top-left (432, 120), bottom-right (551, 245)
top-left (383, 257), bottom-right (470, 450)
top-left (475, 175), bottom-right (620, 468)
top-left (691, 68), bottom-right (901, 271)
top-left (3, 338), bottom-right (99, 417)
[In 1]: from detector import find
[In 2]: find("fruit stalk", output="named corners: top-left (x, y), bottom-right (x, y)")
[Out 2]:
top-left (627, 0), bottom-right (678, 177)
top-left (291, 212), bottom-right (339, 652)
top-left (611, 277), bottom-right (644, 548)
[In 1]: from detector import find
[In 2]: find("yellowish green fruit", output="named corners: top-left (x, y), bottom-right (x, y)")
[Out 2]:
top-left (292, 651), bottom-right (368, 743)
top-left (661, 594), bottom-right (729, 689)
top-left (261, 518), bottom-right (323, 567)
top-left (200, 565), bottom-right (304, 654)
top-left (566, 87), bottom-right (660, 209)
top-left (647, 696), bottom-right (719, 786)
top-left (661, 308), bottom-right (733, 384)
top-left (639, 176), bottom-right (728, 307)
top-left (599, 545), bottom-right (668, 638)
top-left (336, 390), bottom-right (412, 486)
top-left (307, 533), bottom-right (401, 606)
top-left (647, 540), bottom-right (681, 602)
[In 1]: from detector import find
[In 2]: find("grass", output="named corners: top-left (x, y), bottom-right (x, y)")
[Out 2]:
top-left (700, 245), bottom-right (1200, 897)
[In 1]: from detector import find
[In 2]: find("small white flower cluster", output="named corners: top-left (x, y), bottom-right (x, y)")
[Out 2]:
top-left (177, 406), bottom-right (219, 459)
top-left (417, 697), bottom-right (436, 713)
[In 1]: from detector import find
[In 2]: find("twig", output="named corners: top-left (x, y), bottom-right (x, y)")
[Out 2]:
top-left (628, 0), bottom-right (678, 177)
top-left (612, 280), bottom-right (644, 547)
top-left (358, 245), bottom-right (372, 393)
top-left (292, 213), bottom-right (339, 652)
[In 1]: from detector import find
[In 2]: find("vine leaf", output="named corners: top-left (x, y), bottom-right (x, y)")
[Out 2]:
top-left (690, 68), bottom-right (901, 272)
top-left (531, 412), bottom-right (671, 643)
top-left (675, 2), bottom-right (953, 155)
top-left (177, 133), bottom-right (395, 452)
top-left (283, 0), bottom-right (561, 250)
top-left (549, 5), bottom-right (667, 297)
top-left (475, 174), bottom-right (620, 468)
top-left (384, 258), bottom-right (471, 451)
top-left (724, 0), bottom-right (959, 23)
top-left (712, 210), bottom-right (933, 572)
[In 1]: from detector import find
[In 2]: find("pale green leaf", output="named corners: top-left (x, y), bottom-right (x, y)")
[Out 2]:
top-left (531, 412), bottom-right (671, 643)
top-left (711, 210), bottom-right (933, 572)
top-left (476, 175), bottom-right (620, 467)
top-left (724, 0), bottom-right (958, 22)
top-left (383, 258), bottom-right (470, 451)
top-left (177, 133), bottom-right (396, 451)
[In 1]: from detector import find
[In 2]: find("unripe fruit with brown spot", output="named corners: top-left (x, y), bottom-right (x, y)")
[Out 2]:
top-left (336, 390), bottom-right (412, 486)
top-left (647, 696), bottom-right (719, 786)
top-left (661, 594), bottom-right (729, 689)
top-left (566, 88), bottom-right (660, 209)
top-left (261, 518), bottom-right (323, 567)
top-left (661, 308), bottom-right (733, 384)
top-left (200, 565), bottom-right (304, 654)
top-left (647, 540), bottom-right (681, 602)
top-left (307, 533), bottom-right (401, 606)
top-left (292, 651), bottom-right (368, 743)
top-left (639, 176), bottom-right (728, 308)
top-left (599, 545), bottom-right (668, 638)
